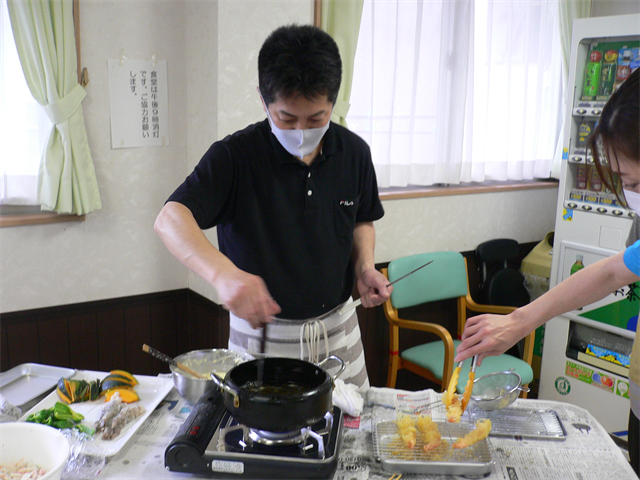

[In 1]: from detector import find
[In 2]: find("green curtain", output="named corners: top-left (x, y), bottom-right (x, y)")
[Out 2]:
top-left (321, 0), bottom-right (364, 127)
top-left (551, 0), bottom-right (592, 179)
top-left (558, 0), bottom-right (592, 83)
top-left (7, 0), bottom-right (101, 214)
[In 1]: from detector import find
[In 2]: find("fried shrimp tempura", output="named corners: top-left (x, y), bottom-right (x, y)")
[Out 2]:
top-left (396, 415), bottom-right (417, 449)
top-left (442, 366), bottom-right (461, 407)
top-left (444, 394), bottom-right (463, 423)
top-left (460, 371), bottom-right (475, 412)
top-left (452, 419), bottom-right (492, 449)
top-left (443, 365), bottom-right (475, 422)
top-left (416, 415), bottom-right (441, 451)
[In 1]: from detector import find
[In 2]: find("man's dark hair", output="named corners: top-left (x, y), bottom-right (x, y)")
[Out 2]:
top-left (258, 24), bottom-right (342, 106)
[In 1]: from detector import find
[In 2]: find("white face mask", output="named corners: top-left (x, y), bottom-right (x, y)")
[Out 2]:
top-left (264, 106), bottom-right (331, 159)
top-left (623, 189), bottom-right (640, 215)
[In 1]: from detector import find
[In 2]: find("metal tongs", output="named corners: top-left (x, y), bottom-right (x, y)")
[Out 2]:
top-left (443, 355), bottom-right (478, 416)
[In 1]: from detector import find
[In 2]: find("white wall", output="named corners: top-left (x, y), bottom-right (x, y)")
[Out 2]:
top-left (1, 0), bottom-right (599, 314)
top-left (1, 1), bottom-right (191, 314)
top-left (591, 0), bottom-right (640, 17)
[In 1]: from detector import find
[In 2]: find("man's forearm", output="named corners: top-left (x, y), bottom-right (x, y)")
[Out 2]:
top-left (154, 201), bottom-right (236, 286)
top-left (352, 222), bottom-right (376, 278)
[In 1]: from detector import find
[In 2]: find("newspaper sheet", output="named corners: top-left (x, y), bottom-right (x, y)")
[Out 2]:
top-left (88, 384), bottom-right (638, 480)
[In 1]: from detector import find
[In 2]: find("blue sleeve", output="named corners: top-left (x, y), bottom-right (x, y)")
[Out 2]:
top-left (623, 239), bottom-right (640, 276)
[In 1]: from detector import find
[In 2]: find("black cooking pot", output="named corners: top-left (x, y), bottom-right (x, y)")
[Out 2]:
top-left (210, 355), bottom-right (345, 432)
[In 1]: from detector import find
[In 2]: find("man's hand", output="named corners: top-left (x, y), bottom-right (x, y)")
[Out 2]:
top-left (214, 269), bottom-right (281, 329)
top-left (154, 202), bottom-right (280, 329)
top-left (356, 268), bottom-right (392, 308)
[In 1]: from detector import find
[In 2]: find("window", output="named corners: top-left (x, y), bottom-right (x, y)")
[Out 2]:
top-left (1, 0), bottom-right (52, 206)
top-left (347, 0), bottom-right (562, 188)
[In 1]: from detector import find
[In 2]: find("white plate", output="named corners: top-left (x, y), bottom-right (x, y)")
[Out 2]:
top-left (19, 370), bottom-right (174, 457)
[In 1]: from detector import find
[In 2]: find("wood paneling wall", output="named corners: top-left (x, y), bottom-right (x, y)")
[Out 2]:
top-left (0, 290), bottom-right (226, 376)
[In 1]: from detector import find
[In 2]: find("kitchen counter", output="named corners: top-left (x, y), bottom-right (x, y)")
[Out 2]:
top-left (81, 382), bottom-right (637, 480)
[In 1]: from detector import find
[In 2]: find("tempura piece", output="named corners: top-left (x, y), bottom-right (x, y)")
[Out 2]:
top-left (416, 415), bottom-right (441, 451)
top-left (443, 364), bottom-right (475, 421)
top-left (452, 419), bottom-right (492, 449)
top-left (396, 415), bottom-right (417, 449)
top-left (444, 394), bottom-right (463, 423)
top-left (442, 365), bottom-right (461, 407)
top-left (460, 371), bottom-right (475, 412)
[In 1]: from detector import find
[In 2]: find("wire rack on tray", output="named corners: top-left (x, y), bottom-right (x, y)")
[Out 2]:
top-left (373, 420), bottom-right (493, 476)
top-left (466, 407), bottom-right (566, 440)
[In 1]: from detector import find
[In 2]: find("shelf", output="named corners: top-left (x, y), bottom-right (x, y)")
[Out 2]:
top-left (563, 199), bottom-right (633, 218)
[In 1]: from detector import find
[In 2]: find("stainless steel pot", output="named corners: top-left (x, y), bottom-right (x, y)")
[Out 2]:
top-left (470, 370), bottom-right (530, 411)
top-left (170, 349), bottom-right (254, 404)
top-left (211, 355), bottom-right (345, 432)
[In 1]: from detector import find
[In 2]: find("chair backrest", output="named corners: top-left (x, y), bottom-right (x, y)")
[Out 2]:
top-left (388, 251), bottom-right (468, 309)
top-left (475, 239), bottom-right (530, 307)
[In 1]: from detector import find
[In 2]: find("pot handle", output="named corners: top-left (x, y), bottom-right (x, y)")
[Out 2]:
top-left (210, 372), bottom-right (240, 398)
top-left (517, 386), bottom-right (530, 394)
top-left (317, 355), bottom-right (346, 381)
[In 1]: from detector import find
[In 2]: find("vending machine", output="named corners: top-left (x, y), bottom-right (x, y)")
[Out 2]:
top-left (538, 13), bottom-right (640, 434)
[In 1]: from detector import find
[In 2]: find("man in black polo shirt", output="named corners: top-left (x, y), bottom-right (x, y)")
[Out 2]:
top-left (154, 24), bottom-right (389, 388)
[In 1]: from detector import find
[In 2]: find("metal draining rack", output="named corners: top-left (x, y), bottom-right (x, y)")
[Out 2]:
top-left (466, 407), bottom-right (566, 440)
top-left (373, 420), bottom-right (493, 476)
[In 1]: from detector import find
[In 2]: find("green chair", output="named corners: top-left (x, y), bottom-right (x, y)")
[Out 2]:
top-left (383, 251), bottom-right (534, 396)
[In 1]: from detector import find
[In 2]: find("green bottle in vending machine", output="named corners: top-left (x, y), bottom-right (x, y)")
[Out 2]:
top-left (582, 50), bottom-right (602, 100)
top-left (598, 50), bottom-right (619, 99)
top-left (571, 254), bottom-right (585, 275)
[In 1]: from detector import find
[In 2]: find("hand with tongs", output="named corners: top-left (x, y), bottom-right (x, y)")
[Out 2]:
top-left (442, 355), bottom-right (477, 422)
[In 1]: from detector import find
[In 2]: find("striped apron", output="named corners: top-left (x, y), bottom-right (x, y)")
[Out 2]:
top-left (228, 299), bottom-right (369, 389)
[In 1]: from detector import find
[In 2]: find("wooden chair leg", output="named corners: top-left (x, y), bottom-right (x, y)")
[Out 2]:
top-left (387, 353), bottom-right (399, 388)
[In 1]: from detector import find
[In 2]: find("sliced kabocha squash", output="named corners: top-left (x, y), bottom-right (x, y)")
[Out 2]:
top-left (109, 370), bottom-right (138, 386)
top-left (99, 371), bottom-right (137, 394)
top-left (56, 377), bottom-right (101, 404)
top-left (99, 378), bottom-right (134, 395)
top-left (104, 387), bottom-right (140, 403)
top-left (57, 378), bottom-right (73, 404)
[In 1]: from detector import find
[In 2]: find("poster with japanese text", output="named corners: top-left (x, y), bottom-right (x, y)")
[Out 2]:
top-left (108, 59), bottom-right (169, 148)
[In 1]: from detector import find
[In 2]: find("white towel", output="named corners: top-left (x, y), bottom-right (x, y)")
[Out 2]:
top-left (332, 379), bottom-right (364, 417)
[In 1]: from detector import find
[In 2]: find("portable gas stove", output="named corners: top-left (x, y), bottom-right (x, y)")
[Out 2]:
top-left (165, 389), bottom-right (343, 479)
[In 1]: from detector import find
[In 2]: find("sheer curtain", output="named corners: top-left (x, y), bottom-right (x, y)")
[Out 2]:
top-left (7, 0), bottom-right (101, 214)
top-left (550, 0), bottom-right (591, 179)
top-left (348, 0), bottom-right (563, 188)
top-left (0, 0), bottom-right (49, 205)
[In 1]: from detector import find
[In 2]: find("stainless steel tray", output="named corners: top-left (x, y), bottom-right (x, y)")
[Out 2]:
top-left (0, 363), bottom-right (75, 411)
top-left (373, 420), bottom-right (493, 476)
top-left (467, 407), bottom-right (566, 440)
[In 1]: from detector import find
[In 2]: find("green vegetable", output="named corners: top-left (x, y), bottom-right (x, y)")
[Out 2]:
top-left (53, 419), bottom-right (76, 429)
top-left (75, 423), bottom-right (95, 435)
top-left (26, 401), bottom-right (92, 435)
top-left (53, 401), bottom-right (85, 422)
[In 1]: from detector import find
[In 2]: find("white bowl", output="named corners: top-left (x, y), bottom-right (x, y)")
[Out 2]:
top-left (0, 422), bottom-right (70, 480)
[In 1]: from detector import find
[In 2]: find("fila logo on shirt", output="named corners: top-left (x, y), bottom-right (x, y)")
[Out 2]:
top-left (340, 200), bottom-right (354, 206)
